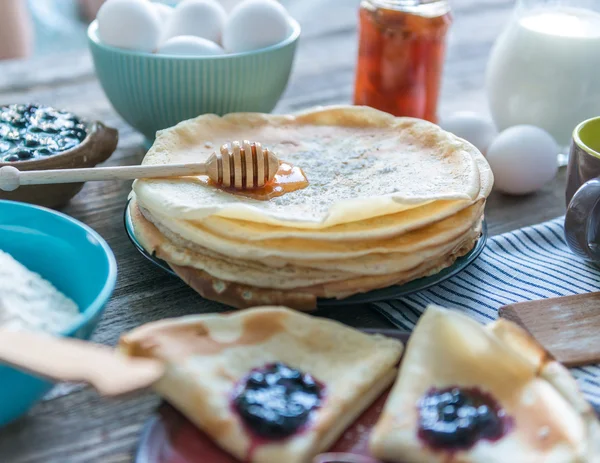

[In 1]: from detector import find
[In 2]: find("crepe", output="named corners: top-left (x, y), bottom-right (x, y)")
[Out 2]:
top-left (133, 105), bottom-right (493, 228)
top-left (169, 264), bottom-right (320, 311)
top-left (293, 235), bottom-right (479, 299)
top-left (119, 307), bottom-right (404, 463)
top-left (198, 199), bottom-right (473, 242)
top-left (129, 105), bottom-right (492, 308)
top-left (131, 199), bottom-right (481, 280)
top-left (168, 234), bottom-right (478, 309)
top-left (137, 198), bottom-right (484, 262)
top-left (131, 197), bottom-right (481, 308)
top-left (369, 306), bottom-right (600, 463)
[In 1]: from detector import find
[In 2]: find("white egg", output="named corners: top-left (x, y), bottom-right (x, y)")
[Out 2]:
top-left (219, 0), bottom-right (244, 11)
top-left (440, 112), bottom-right (497, 155)
top-left (97, 0), bottom-right (162, 52)
top-left (486, 125), bottom-right (559, 195)
top-left (158, 36), bottom-right (224, 56)
top-left (162, 0), bottom-right (227, 45)
top-left (223, 0), bottom-right (292, 53)
top-left (153, 2), bottom-right (174, 24)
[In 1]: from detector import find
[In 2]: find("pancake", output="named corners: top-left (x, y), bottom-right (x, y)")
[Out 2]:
top-left (131, 200), bottom-right (355, 287)
top-left (170, 264), bottom-right (319, 311)
top-left (369, 307), bottom-right (600, 463)
top-left (294, 235), bottom-right (479, 299)
top-left (165, 236), bottom-right (478, 309)
top-left (198, 199), bottom-right (473, 242)
top-left (131, 200), bottom-right (482, 286)
top-left (133, 105), bottom-right (493, 228)
top-left (138, 198), bottom-right (484, 262)
top-left (129, 105), bottom-right (493, 309)
top-left (119, 307), bottom-right (404, 463)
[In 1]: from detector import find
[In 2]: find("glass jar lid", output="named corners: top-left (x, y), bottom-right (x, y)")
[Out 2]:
top-left (365, 0), bottom-right (450, 15)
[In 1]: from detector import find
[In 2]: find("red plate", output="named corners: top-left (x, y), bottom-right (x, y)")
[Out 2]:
top-left (135, 330), bottom-right (410, 463)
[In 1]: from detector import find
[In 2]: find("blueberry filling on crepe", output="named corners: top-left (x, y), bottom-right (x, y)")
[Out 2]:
top-left (418, 386), bottom-right (512, 451)
top-left (0, 104), bottom-right (87, 163)
top-left (233, 362), bottom-right (324, 439)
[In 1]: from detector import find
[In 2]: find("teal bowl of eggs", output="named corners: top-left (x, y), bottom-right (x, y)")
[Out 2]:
top-left (87, 0), bottom-right (301, 144)
top-left (0, 200), bottom-right (117, 426)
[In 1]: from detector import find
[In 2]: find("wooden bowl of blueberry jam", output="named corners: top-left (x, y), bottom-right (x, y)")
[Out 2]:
top-left (0, 104), bottom-right (118, 208)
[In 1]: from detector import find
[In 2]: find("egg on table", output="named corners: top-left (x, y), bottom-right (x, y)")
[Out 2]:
top-left (440, 112), bottom-right (497, 155)
top-left (97, 0), bottom-right (162, 52)
top-left (157, 36), bottom-right (224, 56)
top-left (162, 0), bottom-right (227, 45)
top-left (223, 0), bottom-right (292, 53)
top-left (486, 125), bottom-right (559, 195)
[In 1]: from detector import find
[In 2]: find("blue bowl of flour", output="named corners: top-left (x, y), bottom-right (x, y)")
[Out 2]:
top-left (0, 200), bottom-right (117, 425)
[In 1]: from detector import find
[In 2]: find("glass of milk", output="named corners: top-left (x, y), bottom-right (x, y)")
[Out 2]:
top-left (486, 0), bottom-right (600, 163)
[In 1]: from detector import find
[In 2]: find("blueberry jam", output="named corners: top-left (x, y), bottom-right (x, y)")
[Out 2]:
top-left (418, 386), bottom-right (513, 451)
top-left (0, 104), bottom-right (87, 163)
top-left (232, 363), bottom-right (324, 439)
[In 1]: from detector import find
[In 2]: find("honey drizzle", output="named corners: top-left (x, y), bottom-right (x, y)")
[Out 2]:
top-left (196, 161), bottom-right (309, 201)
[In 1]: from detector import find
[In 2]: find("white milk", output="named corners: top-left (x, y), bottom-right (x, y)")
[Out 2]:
top-left (486, 7), bottom-right (600, 147)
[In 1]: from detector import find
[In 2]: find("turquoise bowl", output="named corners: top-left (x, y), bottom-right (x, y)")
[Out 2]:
top-left (87, 20), bottom-right (300, 144)
top-left (0, 200), bottom-right (117, 426)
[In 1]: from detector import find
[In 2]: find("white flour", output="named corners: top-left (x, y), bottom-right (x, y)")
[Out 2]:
top-left (0, 249), bottom-right (80, 333)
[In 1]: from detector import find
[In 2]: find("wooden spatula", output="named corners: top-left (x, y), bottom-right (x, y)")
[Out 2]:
top-left (0, 330), bottom-right (164, 397)
top-left (499, 292), bottom-right (600, 367)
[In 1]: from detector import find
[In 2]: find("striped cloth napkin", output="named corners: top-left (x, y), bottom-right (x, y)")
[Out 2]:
top-left (372, 217), bottom-right (600, 407)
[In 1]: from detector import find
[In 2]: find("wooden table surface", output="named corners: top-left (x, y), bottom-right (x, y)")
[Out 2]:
top-left (0, 0), bottom-right (570, 461)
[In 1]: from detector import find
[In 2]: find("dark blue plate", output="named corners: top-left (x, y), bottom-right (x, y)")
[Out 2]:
top-left (124, 202), bottom-right (487, 307)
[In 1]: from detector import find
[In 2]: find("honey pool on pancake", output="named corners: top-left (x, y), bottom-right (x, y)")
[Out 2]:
top-left (196, 161), bottom-right (309, 200)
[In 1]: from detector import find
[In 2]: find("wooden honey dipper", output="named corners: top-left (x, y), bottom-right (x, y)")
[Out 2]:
top-left (0, 140), bottom-right (279, 192)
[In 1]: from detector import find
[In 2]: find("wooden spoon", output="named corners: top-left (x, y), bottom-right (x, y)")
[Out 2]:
top-left (0, 140), bottom-right (279, 192)
top-left (0, 330), bottom-right (164, 397)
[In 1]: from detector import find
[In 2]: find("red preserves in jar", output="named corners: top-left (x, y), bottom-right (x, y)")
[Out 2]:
top-left (354, 0), bottom-right (452, 123)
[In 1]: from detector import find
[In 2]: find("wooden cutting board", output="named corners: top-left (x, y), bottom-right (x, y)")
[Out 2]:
top-left (499, 292), bottom-right (600, 367)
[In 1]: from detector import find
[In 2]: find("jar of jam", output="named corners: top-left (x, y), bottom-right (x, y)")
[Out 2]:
top-left (354, 0), bottom-right (452, 123)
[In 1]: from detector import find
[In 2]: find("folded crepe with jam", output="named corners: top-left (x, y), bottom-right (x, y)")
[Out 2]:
top-left (370, 307), bottom-right (600, 463)
top-left (119, 307), bottom-right (403, 463)
top-left (119, 306), bottom-right (600, 463)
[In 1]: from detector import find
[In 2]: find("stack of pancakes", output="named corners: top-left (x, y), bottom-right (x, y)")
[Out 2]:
top-left (130, 106), bottom-right (493, 310)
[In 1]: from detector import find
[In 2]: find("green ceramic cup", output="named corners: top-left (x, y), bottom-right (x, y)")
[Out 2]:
top-left (87, 20), bottom-right (300, 145)
top-left (565, 116), bottom-right (600, 261)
